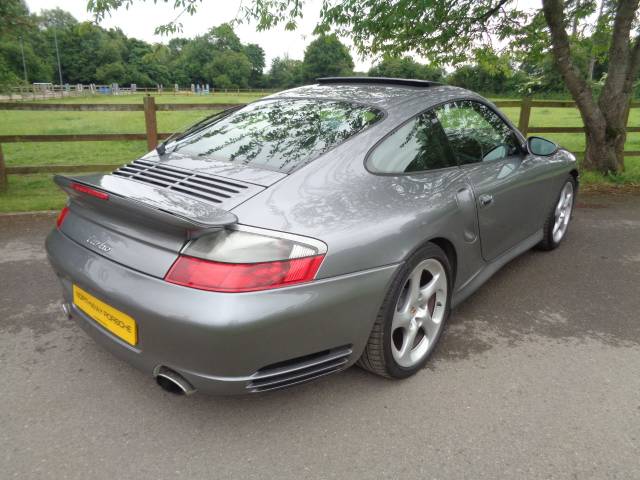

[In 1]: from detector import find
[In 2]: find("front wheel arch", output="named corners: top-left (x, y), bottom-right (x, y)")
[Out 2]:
top-left (570, 168), bottom-right (579, 186)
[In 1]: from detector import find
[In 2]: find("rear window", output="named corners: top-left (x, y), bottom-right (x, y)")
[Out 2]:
top-left (172, 99), bottom-right (383, 173)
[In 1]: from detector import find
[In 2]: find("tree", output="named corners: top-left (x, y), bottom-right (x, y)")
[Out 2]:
top-left (0, 0), bottom-right (31, 36)
top-left (267, 55), bottom-right (304, 88)
top-left (302, 34), bottom-right (354, 81)
top-left (174, 34), bottom-right (217, 84)
top-left (96, 61), bottom-right (126, 84)
top-left (541, 0), bottom-right (635, 173)
top-left (244, 43), bottom-right (266, 86)
top-left (0, 4), bottom-right (264, 90)
top-left (0, 38), bottom-right (52, 83)
top-left (54, 22), bottom-right (120, 84)
top-left (446, 49), bottom-right (527, 95)
top-left (209, 23), bottom-right (243, 52)
top-left (368, 56), bottom-right (444, 82)
top-left (205, 50), bottom-right (253, 88)
top-left (88, 0), bottom-right (640, 174)
top-left (165, 24), bottom-right (259, 88)
top-left (39, 8), bottom-right (78, 29)
top-left (0, 0), bottom-right (46, 87)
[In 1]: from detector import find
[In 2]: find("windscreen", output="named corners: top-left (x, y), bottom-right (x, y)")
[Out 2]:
top-left (172, 98), bottom-right (383, 173)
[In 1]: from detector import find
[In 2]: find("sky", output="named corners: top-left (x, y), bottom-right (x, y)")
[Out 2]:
top-left (25, 0), bottom-right (542, 72)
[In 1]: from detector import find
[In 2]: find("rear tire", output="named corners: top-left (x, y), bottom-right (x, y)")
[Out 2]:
top-left (537, 175), bottom-right (576, 251)
top-left (358, 243), bottom-right (452, 379)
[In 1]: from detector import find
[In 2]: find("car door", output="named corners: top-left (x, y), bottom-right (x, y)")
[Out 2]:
top-left (433, 100), bottom-right (548, 262)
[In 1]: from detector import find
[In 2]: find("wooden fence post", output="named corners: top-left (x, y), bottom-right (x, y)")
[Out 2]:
top-left (624, 102), bottom-right (632, 129)
top-left (143, 95), bottom-right (158, 151)
top-left (0, 144), bottom-right (7, 193)
top-left (518, 96), bottom-right (532, 136)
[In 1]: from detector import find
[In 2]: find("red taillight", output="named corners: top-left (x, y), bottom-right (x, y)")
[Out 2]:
top-left (164, 255), bottom-right (325, 292)
top-left (56, 206), bottom-right (69, 229)
top-left (71, 183), bottom-right (109, 200)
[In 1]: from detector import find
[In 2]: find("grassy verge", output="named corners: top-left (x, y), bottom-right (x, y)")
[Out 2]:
top-left (0, 174), bottom-right (67, 213)
top-left (1, 94), bottom-right (639, 213)
top-left (578, 168), bottom-right (640, 193)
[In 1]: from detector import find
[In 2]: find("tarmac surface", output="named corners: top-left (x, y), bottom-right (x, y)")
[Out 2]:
top-left (1, 193), bottom-right (639, 479)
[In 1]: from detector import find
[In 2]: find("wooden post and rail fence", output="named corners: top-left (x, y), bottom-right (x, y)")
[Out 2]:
top-left (1, 95), bottom-right (640, 192)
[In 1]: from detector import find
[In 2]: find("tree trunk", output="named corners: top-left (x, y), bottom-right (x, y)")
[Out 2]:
top-left (578, 93), bottom-right (629, 174)
top-left (542, 0), bottom-right (640, 175)
top-left (583, 122), bottom-right (626, 173)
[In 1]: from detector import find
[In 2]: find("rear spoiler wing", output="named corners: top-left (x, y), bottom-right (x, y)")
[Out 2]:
top-left (55, 173), bottom-right (237, 232)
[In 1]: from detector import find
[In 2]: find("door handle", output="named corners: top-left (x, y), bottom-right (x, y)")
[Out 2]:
top-left (479, 194), bottom-right (494, 207)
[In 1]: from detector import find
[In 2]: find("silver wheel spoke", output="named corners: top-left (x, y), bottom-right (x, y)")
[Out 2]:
top-left (555, 199), bottom-right (563, 217)
top-left (419, 305), bottom-right (432, 323)
top-left (399, 324), bottom-right (419, 362)
top-left (420, 273), bottom-right (440, 302)
top-left (423, 316), bottom-right (440, 339)
top-left (392, 309), bottom-right (411, 330)
top-left (408, 271), bottom-right (422, 306)
top-left (397, 279), bottom-right (414, 314)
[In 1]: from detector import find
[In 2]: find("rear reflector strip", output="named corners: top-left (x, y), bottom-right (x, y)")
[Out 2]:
top-left (71, 183), bottom-right (109, 200)
top-left (56, 206), bottom-right (69, 229)
top-left (164, 255), bottom-right (325, 292)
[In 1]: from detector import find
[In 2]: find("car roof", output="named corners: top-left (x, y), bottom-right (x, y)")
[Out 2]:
top-left (317, 76), bottom-right (441, 88)
top-left (266, 78), bottom-right (477, 112)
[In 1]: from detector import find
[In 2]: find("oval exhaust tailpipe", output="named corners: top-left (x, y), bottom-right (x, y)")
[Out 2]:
top-left (154, 366), bottom-right (196, 396)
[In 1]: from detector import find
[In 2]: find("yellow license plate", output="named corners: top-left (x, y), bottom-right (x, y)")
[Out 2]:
top-left (73, 284), bottom-right (137, 345)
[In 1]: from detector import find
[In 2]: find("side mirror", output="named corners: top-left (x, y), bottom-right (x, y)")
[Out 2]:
top-left (527, 136), bottom-right (558, 156)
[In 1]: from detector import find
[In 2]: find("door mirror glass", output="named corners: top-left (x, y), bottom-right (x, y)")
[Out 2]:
top-left (527, 136), bottom-right (558, 156)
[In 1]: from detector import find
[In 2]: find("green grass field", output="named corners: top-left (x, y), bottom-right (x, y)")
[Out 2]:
top-left (1, 93), bottom-right (639, 212)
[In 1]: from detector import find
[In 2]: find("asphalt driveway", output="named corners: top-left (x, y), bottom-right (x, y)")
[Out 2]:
top-left (1, 193), bottom-right (639, 479)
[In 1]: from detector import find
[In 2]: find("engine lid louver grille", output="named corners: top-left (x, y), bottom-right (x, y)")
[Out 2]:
top-left (247, 345), bottom-right (352, 393)
top-left (113, 159), bottom-right (263, 207)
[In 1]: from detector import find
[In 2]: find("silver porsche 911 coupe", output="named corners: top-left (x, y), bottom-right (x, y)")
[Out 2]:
top-left (46, 77), bottom-right (578, 395)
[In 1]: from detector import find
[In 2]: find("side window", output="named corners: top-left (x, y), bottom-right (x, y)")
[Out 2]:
top-left (434, 100), bottom-right (521, 165)
top-left (367, 111), bottom-right (456, 173)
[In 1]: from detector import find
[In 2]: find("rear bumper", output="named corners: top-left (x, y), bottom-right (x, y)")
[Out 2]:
top-left (46, 229), bottom-right (398, 395)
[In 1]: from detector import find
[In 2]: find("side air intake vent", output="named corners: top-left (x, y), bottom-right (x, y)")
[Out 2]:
top-left (247, 345), bottom-right (352, 393)
top-left (113, 159), bottom-right (261, 206)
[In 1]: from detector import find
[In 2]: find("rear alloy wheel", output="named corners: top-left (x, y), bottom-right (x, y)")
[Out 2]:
top-left (391, 259), bottom-right (447, 368)
top-left (538, 176), bottom-right (576, 250)
top-left (358, 243), bottom-right (451, 379)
